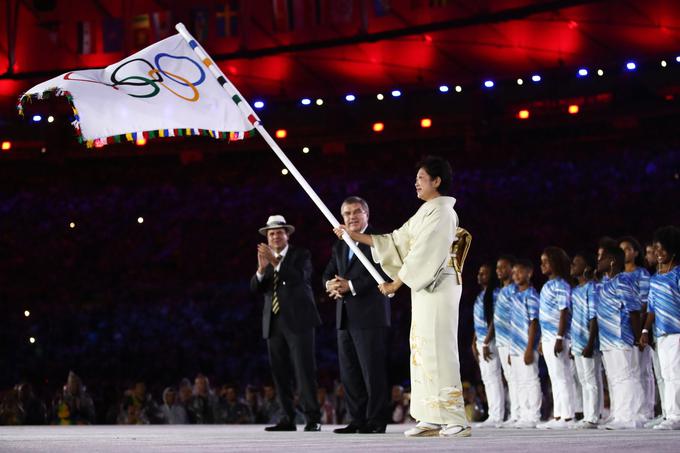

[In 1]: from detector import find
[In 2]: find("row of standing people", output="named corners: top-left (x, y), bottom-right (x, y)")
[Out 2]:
top-left (472, 227), bottom-right (680, 430)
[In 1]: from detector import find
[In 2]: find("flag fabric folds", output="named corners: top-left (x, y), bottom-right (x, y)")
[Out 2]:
top-left (19, 33), bottom-right (256, 148)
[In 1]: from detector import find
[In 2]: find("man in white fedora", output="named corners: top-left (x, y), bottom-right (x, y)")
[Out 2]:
top-left (250, 215), bottom-right (322, 432)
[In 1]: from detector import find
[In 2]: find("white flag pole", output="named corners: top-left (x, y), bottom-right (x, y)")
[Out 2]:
top-left (174, 23), bottom-right (390, 289)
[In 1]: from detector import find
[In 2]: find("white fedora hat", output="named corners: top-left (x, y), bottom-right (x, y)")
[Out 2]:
top-left (258, 214), bottom-right (295, 236)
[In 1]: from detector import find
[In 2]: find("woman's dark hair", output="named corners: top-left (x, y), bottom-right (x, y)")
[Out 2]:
top-left (515, 258), bottom-right (534, 271)
top-left (481, 263), bottom-right (500, 327)
top-left (618, 235), bottom-right (644, 267)
top-left (416, 155), bottom-right (453, 194)
top-left (573, 251), bottom-right (596, 281)
top-left (653, 225), bottom-right (680, 260)
top-left (598, 236), bottom-right (618, 250)
top-left (543, 246), bottom-right (572, 281)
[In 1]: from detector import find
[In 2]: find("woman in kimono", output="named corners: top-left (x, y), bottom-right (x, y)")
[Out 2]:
top-left (334, 156), bottom-right (470, 438)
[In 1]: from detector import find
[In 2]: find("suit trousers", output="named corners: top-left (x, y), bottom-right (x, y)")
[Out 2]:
top-left (476, 341), bottom-right (505, 423)
top-left (602, 347), bottom-right (644, 423)
top-left (574, 352), bottom-right (604, 423)
top-left (657, 334), bottom-right (680, 422)
top-left (542, 339), bottom-right (576, 420)
top-left (498, 345), bottom-right (519, 421)
top-left (337, 326), bottom-right (390, 425)
top-left (267, 314), bottom-right (321, 424)
top-left (510, 351), bottom-right (541, 423)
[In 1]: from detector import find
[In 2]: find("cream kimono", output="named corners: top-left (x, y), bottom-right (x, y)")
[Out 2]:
top-left (371, 196), bottom-right (467, 426)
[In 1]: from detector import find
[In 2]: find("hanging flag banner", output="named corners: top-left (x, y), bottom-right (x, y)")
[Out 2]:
top-left (18, 33), bottom-right (256, 147)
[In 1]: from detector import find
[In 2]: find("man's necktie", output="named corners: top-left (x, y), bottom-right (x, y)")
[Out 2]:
top-left (272, 271), bottom-right (280, 314)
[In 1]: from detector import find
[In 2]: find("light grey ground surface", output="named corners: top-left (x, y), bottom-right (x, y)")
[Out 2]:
top-left (1, 424), bottom-right (678, 452)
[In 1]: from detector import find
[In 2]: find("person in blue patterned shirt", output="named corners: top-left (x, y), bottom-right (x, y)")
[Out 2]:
top-left (570, 252), bottom-right (603, 429)
top-left (494, 255), bottom-right (519, 427)
top-left (508, 259), bottom-right (541, 429)
top-left (619, 236), bottom-right (654, 421)
top-left (537, 247), bottom-right (576, 430)
top-left (471, 263), bottom-right (503, 427)
top-left (640, 225), bottom-right (680, 430)
top-left (596, 245), bottom-right (644, 429)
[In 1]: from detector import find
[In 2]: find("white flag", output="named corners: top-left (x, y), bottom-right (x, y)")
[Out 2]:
top-left (19, 34), bottom-right (255, 147)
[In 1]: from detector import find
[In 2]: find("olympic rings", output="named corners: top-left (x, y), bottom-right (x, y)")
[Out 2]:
top-left (154, 53), bottom-right (206, 87)
top-left (64, 53), bottom-right (207, 103)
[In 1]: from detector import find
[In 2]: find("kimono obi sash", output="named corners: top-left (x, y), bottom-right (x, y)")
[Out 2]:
top-left (426, 227), bottom-right (472, 292)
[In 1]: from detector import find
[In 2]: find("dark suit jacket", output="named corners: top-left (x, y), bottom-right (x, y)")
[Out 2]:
top-left (322, 227), bottom-right (391, 330)
top-left (251, 245), bottom-right (322, 339)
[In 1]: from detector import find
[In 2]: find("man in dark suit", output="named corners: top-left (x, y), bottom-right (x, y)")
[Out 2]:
top-left (323, 197), bottom-right (391, 434)
top-left (250, 215), bottom-right (322, 432)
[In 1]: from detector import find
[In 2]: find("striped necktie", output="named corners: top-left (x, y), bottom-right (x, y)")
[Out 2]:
top-left (271, 271), bottom-right (280, 314)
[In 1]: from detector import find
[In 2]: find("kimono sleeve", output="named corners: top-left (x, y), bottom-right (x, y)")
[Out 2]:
top-left (371, 218), bottom-right (412, 281)
top-left (396, 205), bottom-right (455, 291)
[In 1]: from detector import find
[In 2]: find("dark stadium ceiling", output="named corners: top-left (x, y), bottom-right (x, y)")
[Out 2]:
top-left (1, 0), bottom-right (680, 108)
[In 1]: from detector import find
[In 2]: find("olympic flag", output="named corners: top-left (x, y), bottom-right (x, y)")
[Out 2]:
top-left (19, 23), bottom-right (391, 290)
top-left (19, 33), bottom-right (256, 147)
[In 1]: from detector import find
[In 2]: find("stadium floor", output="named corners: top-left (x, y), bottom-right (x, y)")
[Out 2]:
top-left (1, 424), bottom-right (678, 452)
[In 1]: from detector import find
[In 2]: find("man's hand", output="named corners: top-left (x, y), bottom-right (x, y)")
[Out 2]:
top-left (327, 275), bottom-right (351, 295)
top-left (639, 332), bottom-right (650, 350)
top-left (482, 344), bottom-right (493, 361)
top-left (554, 338), bottom-right (564, 356)
top-left (524, 348), bottom-right (534, 365)
top-left (257, 243), bottom-right (279, 267)
top-left (257, 245), bottom-right (269, 273)
top-left (582, 344), bottom-right (594, 358)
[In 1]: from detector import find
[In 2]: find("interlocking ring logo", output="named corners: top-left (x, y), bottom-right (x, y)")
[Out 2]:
top-left (64, 53), bottom-right (207, 102)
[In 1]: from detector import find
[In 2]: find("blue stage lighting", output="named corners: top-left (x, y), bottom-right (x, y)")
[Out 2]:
top-left (484, 80), bottom-right (494, 88)
top-left (439, 85), bottom-right (449, 93)
top-left (301, 98), bottom-right (311, 105)
top-left (577, 68), bottom-right (588, 77)
top-left (345, 94), bottom-right (356, 102)
top-left (626, 61), bottom-right (637, 71)
top-left (253, 101), bottom-right (264, 109)
top-left (391, 90), bottom-right (401, 97)
top-left (32, 115), bottom-right (42, 122)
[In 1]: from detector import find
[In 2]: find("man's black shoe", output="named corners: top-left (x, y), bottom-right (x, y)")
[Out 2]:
top-left (304, 422), bottom-right (322, 431)
top-left (333, 423), bottom-right (363, 434)
top-left (264, 421), bottom-right (296, 432)
top-left (358, 423), bottom-right (387, 434)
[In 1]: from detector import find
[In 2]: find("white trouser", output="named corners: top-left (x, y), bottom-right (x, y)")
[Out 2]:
top-left (634, 345), bottom-right (656, 419)
top-left (574, 352), bottom-right (604, 423)
top-left (477, 341), bottom-right (505, 422)
top-left (602, 347), bottom-right (645, 423)
top-left (571, 358), bottom-right (583, 413)
top-left (657, 334), bottom-right (680, 422)
top-left (542, 339), bottom-right (576, 419)
top-left (652, 344), bottom-right (667, 417)
top-left (510, 351), bottom-right (541, 423)
top-left (498, 345), bottom-right (519, 421)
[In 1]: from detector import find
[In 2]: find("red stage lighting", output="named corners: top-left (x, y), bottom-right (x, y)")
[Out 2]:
top-left (517, 110), bottom-right (530, 119)
top-left (275, 129), bottom-right (287, 139)
top-left (568, 105), bottom-right (580, 114)
top-left (1, 141), bottom-right (10, 151)
top-left (420, 118), bottom-right (432, 128)
top-left (372, 122), bottom-right (384, 132)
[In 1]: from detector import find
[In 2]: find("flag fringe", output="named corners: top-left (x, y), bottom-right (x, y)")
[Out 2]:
top-left (18, 88), bottom-right (257, 149)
